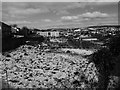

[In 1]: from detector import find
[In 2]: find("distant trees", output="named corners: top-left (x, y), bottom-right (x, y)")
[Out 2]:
top-left (19, 26), bottom-right (36, 37)
top-left (10, 24), bottom-right (17, 28)
top-left (20, 26), bottom-right (29, 37)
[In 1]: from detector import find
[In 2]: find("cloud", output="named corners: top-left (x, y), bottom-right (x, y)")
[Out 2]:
top-left (61, 11), bottom-right (109, 20)
top-left (56, 10), bottom-right (70, 15)
top-left (2, 2), bottom-right (51, 20)
top-left (0, 2), bottom-right (2, 21)
top-left (43, 19), bottom-right (51, 22)
top-left (60, 11), bottom-right (117, 25)
top-left (2, 0), bottom-right (119, 2)
top-left (78, 0), bottom-right (119, 2)
top-left (2, 2), bottom-right (117, 18)
top-left (61, 15), bottom-right (79, 20)
top-left (9, 8), bottom-right (49, 16)
top-left (2, 2), bottom-right (118, 29)
top-left (6, 20), bottom-right (32, 24)
top-left (81, 11), bottom-right (109, 18)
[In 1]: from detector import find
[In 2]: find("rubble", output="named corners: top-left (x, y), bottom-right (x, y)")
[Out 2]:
top-left (1, 45), bottom-right (99, 89)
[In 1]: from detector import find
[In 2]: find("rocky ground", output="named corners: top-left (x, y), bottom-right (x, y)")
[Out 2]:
top-left (0, 45), bottom-right (119, 89)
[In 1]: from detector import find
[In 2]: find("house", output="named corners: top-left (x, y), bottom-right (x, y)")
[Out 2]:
top-left (35, 29), bottom-right (60, 37)
top-left (37, 31), bottom-right (49, 37)
top-left (50, 31), bottom-right (59, 37)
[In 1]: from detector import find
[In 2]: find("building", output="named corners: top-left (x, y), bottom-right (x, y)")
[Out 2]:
top-left (37, 31), bottom-right (49, 37)
top-left (0, 21), bottom-right (12, 38)
top-left (35, 29), bottom-right (60, 37)
top-left (50, 31), bottom-right (59, 37)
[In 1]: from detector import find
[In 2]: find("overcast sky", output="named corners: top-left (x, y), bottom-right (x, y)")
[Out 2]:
top-left (1, 1), bottom-right (119, 29)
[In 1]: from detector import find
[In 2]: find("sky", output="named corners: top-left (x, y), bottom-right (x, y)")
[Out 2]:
top-left (1, 0), bottom-right (119, 29)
